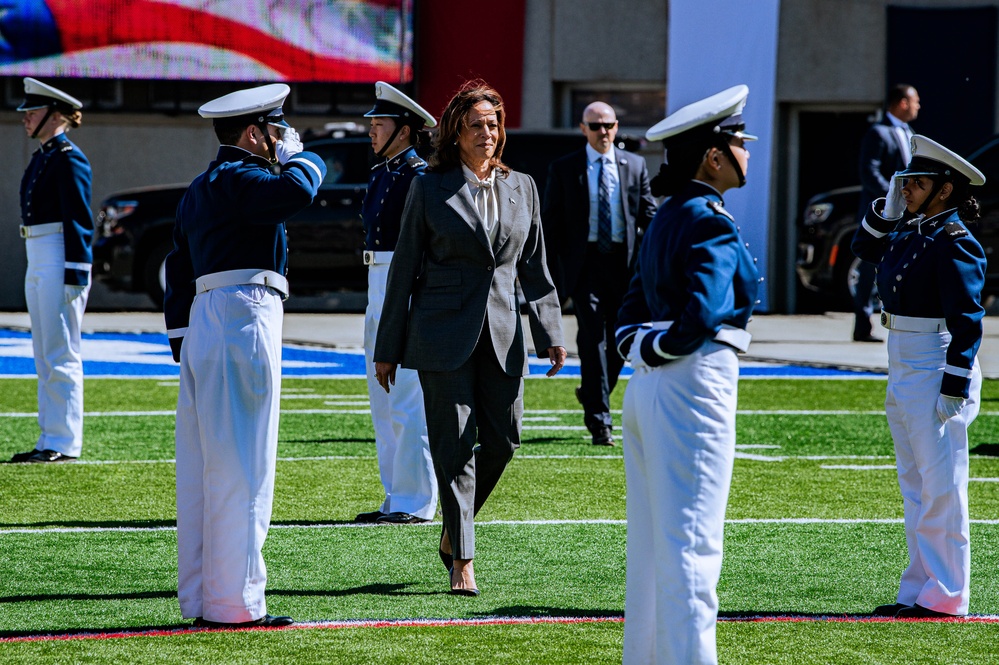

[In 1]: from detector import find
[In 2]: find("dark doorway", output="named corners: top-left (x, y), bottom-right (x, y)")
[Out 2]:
top-left (887, 6), bottom-right (998, 154)
top-left (797, 110), bottom-right (872, 209)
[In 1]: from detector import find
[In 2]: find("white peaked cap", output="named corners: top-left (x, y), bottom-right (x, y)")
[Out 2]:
top-left (646, 85), bottom-right (756, 143)
top-left (898, 134), bottom-right (985, 186)
top-left (18, 77), bottom-right (83, 111)
top-left (365, 81), bottom-right (437, 128)
top-left (199, 83), bottom-right (291, 123)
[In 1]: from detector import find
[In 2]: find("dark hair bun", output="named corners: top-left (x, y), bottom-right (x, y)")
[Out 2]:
top-left (958, 195), bottom-right (980, 222)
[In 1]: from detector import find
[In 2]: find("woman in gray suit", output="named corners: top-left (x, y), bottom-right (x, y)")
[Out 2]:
top-left (374, 80), bottom-right (566, 596)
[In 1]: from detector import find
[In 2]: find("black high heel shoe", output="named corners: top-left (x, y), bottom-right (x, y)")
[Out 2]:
top-left (438, 527), bottom-right (452, 572)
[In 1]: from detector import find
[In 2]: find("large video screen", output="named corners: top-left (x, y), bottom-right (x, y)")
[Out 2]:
top-left (0, 0), bottom-right (413, 83)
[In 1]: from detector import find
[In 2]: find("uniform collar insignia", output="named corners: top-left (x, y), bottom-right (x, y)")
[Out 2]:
top-left (706, 199), bottom-right (734, 222)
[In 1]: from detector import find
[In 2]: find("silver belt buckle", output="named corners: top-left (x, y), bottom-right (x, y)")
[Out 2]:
top-left (363, 251), bottom-right (375, 266)
top-left (880, 311), bottom-right (889, 328)
top-left (19, 226), bottom-right (28, 239)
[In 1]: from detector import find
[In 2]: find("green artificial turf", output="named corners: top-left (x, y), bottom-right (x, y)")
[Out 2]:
top-left (2, 376), bottom-right (999, 664)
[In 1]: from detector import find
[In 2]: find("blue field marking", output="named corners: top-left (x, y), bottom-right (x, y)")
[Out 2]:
top-left (0, 328), bottom-right (884, 379)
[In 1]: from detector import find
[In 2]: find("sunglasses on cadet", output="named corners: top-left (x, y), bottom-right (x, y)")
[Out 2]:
top-left (587, 122), bottom-right (617, 131)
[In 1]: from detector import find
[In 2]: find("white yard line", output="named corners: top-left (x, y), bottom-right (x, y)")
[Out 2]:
top-left (0, 409), bottom-right (996, 417)
top-left (10, 517), bottom-right (999, 536)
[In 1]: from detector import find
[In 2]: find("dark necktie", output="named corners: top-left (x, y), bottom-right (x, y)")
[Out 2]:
top-left (597, 156), bottom-right (613, 253)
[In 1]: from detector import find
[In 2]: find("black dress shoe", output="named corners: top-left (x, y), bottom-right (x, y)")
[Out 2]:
top-left (895, 604), bottom-right (959, 619)
top-left (376, 512), bottom-right (431, 524)
top-left (852, 334), bottom-right (882, 343)
top-left (27, 450), bottom-right (77, 463)
top-left (591, 426), bottom-right (615, 446)
top-left (354, 509), bottom-right (387, 523)
top-left (9, 449), bottom-right (39, 463)
top-left (872, 602), bottom-right (910, 616)
top-left (194, 614), bottom-right (294, 628)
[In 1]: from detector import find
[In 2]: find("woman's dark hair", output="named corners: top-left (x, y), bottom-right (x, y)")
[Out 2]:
top-left (950, 180), bottom-right (981, 222)
top-left (650, 137), bottom-right (722, 197)
top-left (429, 79), bottom-right (509, 175)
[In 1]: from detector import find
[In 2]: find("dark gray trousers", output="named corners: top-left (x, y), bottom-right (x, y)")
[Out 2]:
top-left (419, 332), bottom-right (522, 560)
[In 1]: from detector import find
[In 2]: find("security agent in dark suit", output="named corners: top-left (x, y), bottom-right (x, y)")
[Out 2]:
top-left (542, 102), bottom-right (656, 445)
top-left (853, 84), bottom-right (920, 342)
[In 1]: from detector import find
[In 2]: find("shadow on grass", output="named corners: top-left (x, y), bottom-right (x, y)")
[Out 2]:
top-left (268, 583), bottom-right (435, 598)
top-left (0, 590), bottom-right (176, 604)
top-left (0, 622), bottom-right (194, 639)
top-left (280, 437), bottom-right (374, 444)
top-left (0, 583), bottom-right (429, 608)
top-left (476, 606), bottom-right (623, 619)
top-left (970, 443), bottom-right (999, 456)
top-left (0, 520), bottom-right (175, 529)
top-left (718, 610), bottom-right (878, 619)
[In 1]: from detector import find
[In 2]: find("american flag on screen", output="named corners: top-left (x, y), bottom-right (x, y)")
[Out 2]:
top-left (0, 0), bottom-right (413, 82)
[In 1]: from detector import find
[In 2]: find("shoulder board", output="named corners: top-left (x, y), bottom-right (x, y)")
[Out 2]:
top-left (60, 144), bottom-right (74, 153)
top-left (706, 200), bottom-right (734, 222)
top-left (944, 222), bottom-right (968, 238)
top-left (406, 154), bottom-right (427, 169)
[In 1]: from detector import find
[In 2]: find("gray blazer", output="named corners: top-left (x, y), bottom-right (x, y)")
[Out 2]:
top-left (374, 167), bottom-right (564, 376)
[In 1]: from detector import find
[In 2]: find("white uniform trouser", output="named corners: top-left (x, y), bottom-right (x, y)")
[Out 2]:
top-left (622, 341), bottom-right (738, 665)
top-left (364, 264), bottom-right (437, 519)
top-left (886, 330), bottom-right (981, 615)
top-left (176, 284), bottom-right (283, 623)
top-left (24, 232), bottom-right (89, 457)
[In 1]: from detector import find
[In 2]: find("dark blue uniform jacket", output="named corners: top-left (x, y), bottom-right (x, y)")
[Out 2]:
top-left (164, 145), bottom-right (325, 342)
top-left (615, 180), bottom-right (760, 365)
top-left (20, 133), bottom-right (93, 286)
top-left (361, 146), bottom-right (426, 251)
top-left (853, 204), bottom-right (986, 398)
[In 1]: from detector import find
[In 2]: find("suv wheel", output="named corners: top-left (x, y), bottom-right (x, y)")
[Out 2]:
top-left (143, 240), bottom-right (173, 308)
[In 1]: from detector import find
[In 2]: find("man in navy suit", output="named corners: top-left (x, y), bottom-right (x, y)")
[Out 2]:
top-left (543, 102), bottom-right (657, 445)
top-left (853, 84), bottom-right (920, 342)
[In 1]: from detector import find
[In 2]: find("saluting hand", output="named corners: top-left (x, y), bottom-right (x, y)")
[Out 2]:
top-left (546, 346), bottom-right (567, 377)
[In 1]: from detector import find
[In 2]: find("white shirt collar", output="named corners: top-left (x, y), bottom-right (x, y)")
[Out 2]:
top-left (585, 142), bottom-right (616, 165)
top-left (885, 111), bottom-right (908, 129)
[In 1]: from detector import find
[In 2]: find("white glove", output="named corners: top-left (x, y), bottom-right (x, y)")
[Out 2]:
top-left (64, 284), bottom-right (85, 304)
top-left (627, 328), bottom-right (651, 373)
top-left (274, 127), bottom-right (303, 165)
top-left (883, 172), bottom-right (907, 219)
top-left (936, 394), bottom-right (966, 422)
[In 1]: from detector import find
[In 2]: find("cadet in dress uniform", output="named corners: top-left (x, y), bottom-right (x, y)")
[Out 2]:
top-left (853, 135), bottom-right (986, 619)
top-left (164, 84), bottom-right (326, 628)
top-left (354, 82), bottom-right (439, 525)
top-left (615, 85), bottom-right (760, 665)
top-left (11, 78), bottom-right (92, 464)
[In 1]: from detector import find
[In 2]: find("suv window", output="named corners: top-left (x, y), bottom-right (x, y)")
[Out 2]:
top-left (307, 138), bottom-right (371, 187)
top-left (970, 137), bottom-right (999, 201)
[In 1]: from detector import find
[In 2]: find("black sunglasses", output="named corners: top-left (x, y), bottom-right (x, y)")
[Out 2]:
top-left (586, 122), bottom-right (617, 131)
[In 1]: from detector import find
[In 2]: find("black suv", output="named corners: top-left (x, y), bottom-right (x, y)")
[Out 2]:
top-left (796, 136), bottom-right (999, 311)
top-left (94, 128), bottom-right (597, 306)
